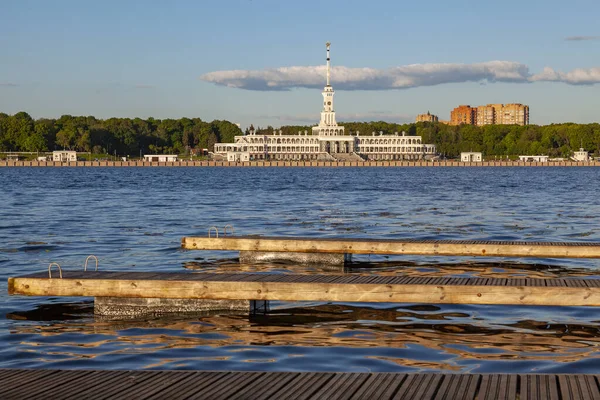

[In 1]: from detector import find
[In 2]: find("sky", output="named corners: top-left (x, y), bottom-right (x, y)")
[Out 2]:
top-left (1, 0), bottom-right (599, 128)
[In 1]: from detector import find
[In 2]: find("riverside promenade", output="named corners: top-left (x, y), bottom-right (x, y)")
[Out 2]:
top-left (1, 160), bottom-right (599, 167)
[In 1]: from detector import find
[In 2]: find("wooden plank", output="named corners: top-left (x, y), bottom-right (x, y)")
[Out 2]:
top-left (350, 373), bottom-right (403, 400)
top-left (193, 371), bottom-right (263, 399)
top-left (276, 372), bottom-right (336, 400)
top-left (394, 373), bottom-right (442, 399)
top-left (114, 370), bottom-right (194, 400)
top-left (182, 236), bottom-right (600, 259)
top-left (237, 372), bottom-right (300, 400)
top-left (40, 370), bottom-right (124, 400)
top-left (81, 370), bottom-right (162, 400)
top-left (558, 375), bottom-right (600, 400)
top-left (0, 369), bottom-right (27, 380)
top-left (478, 374), bottom-right (519, 400)
top-left (1, 371), bottom-right (600, 399)
top-left (226, 372), bottom-right (290, 400)
top-left (10, 272), bottom-right (600, 307)
top-left (435, 374), bottom-right (480, 400)
top-left (311, 372), bottom-right (368, 400)
top-left (2, 370), bottom-right (91, 398)
top-left (521, 374), bottom-right (560, 400)
top-left (0, 369), bottom-right (59, 395)
top-left (63, 370), bottom-right (135, 399)
top-left (145, 371), bottom-right (230, 400)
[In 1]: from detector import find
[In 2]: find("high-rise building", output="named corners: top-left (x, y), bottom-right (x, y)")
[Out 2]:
top-left (452, 103), bottom-right (529, 126)
top-left (476, 104), bottom-right (501, 126)
top-left (450, 105), bottom-right (477, 125)
top-left (416, 112), bottom-right (439, 123)
top-left (498, 103), bottom-right (529, 125)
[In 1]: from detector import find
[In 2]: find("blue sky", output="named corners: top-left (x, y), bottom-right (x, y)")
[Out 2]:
top-left (1, 0), bottom-right (599, 127)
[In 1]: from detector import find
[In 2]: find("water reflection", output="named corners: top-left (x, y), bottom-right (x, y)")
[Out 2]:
top-left (7, 301), bottom-right (600, 372)
top-left (184, 259), bottom-right (600, 279)
top-left (2, 168), bottom-right (600, 372)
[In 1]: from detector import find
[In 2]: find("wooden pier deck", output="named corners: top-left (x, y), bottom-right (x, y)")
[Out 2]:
top-left (9, 271), bottom-right (600, 307)
top-left (182, 236), bottom-right (600, 259)
top-left (0, 369), bottom-right (598, 399)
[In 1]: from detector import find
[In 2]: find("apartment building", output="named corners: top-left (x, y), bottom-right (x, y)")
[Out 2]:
top-left (450, 105), bottom-right (477, 125)
top-left (451, 103), bottom-right (529, 126)
top-left (415, 112), bottom-right (439, 123)
top-left (498, 103), bottom-right (529, 125)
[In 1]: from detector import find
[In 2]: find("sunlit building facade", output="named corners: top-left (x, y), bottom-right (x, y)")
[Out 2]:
top-left (214, 44), bottom-right (436, 161)
top-left (451, 103), bottom-right (530, 126)
top-left (416, 112), bottom-right (439, 123)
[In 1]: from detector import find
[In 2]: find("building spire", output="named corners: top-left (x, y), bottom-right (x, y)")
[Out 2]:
top-left (326, 42), bottom-right (331, 86)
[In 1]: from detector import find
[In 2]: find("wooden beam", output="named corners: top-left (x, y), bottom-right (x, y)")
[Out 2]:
top-left (181, 236), bottom-right (600, 259)
top-left (9, 274), bottom-right (600, 307)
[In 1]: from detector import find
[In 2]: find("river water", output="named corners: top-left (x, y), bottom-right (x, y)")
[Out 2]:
top-left (0, 167), bottom-right (599, 373)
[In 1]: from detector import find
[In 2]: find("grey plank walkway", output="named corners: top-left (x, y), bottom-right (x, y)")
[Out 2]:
top-left (1, 370), bottom-right (599, 399)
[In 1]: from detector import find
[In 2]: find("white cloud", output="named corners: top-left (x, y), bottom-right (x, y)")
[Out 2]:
top-left (530, 67), bottom-right (600, 85)
top-left (0, 83), bottom-right (19, 87)
top-left (256, 111), bottom-right (412, 124)
top-left (201, 62), bottom-right (600, 91)
top-left (337, 111), bottom-right (413, 123)
top-left (201, 62), bottom-right (531, 91)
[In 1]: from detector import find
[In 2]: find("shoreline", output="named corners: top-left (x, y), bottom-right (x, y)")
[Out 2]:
top-left (1, 160), bottom-right (599, 168)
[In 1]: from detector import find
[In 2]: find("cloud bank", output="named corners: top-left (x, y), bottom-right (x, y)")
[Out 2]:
top-left (200, 62), bottom-right (600, 91)
top-left (257, 111), bottom-right (412, 124)
top-left (565, 36), bottom-right (599, 41)
top-left (530, 67), bottom-right (600, 85)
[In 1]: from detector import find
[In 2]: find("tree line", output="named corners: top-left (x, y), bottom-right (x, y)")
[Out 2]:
top-left (2, 111), bottom-right (599, 158)
top-left (254, 121), bottom-right (600, 158)
top-left (0, 112), bottom-right (242, 156)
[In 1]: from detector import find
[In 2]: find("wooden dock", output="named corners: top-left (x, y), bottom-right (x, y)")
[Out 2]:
top-left (0, 369), bottom-right (598, 399)
top-left (182, 236), bottom-right (600, 259)
top-left (9, 271), bottom-right (600, 307)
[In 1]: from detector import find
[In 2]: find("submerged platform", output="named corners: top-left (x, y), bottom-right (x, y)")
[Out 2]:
top-left (8, 271), bottom-right (600, 307)
top-left (0, 369), bottom-right (598, 399)
top-left (182, 236), bottom-right (600, 259)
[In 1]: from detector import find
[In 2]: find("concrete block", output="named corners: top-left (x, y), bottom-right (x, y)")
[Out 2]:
top-left (239, 250), bottom-right (351, 266)
top-left (94, 296), bottom-right (250, 317)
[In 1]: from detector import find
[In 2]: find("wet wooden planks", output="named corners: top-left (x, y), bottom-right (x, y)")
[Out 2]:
top-left (9, 272), bottom-right (600, 307)
top-left (182, 236), bottom-right (600, 259)
top-left (1, 370), bottom-right (599, 399)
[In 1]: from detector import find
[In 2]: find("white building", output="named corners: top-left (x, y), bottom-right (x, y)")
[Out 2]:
top-left (461, 152), bottom-right (482, 162)
top-left (227, 151), bottom-right (250, 162)
top-left (572, 148), bottom-right (590, 162)
top-left (518, 155), bottom-right (548, 162)
top-left (214, 43), bottom-right (436, 162)
top-left (52, 151), bottom-right (77, 162)
top-left (143, 154), bottom-right (178, 162)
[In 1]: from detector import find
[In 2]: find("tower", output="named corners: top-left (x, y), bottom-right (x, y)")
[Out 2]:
top-left (317, 42), bottom-right (340, 131)
top-left (312, 42), bottom-right (345, 138)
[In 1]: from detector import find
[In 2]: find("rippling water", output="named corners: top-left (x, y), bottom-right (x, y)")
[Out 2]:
top-left (1, 167), bottom-right (600, 373)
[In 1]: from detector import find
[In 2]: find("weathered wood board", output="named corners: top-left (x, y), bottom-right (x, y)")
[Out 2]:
top-left (8, 271), bottom-right (600, 307)
top-left (182, 236), bottom-right (600, 259)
